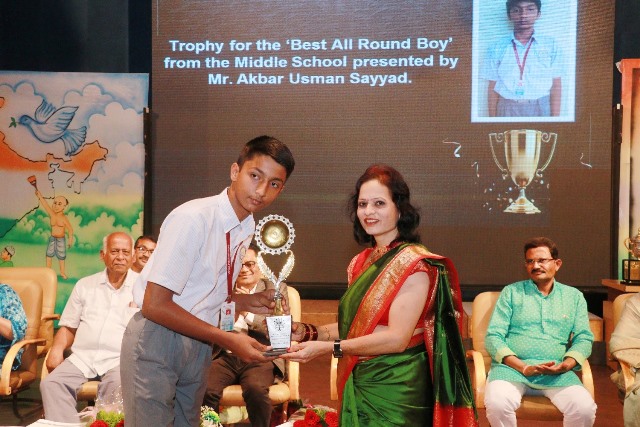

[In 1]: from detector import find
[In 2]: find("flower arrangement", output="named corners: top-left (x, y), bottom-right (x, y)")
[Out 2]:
top-left (200, 406), bottom-right (222, 427)
top-left (292, 406), bottom-right (338, 427)
top-left (88, 410), bottom-right (124, 427)
top-left (84, 385), bottom-right (125, 427)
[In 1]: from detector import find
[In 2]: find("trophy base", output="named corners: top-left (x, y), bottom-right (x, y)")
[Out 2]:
top-left (266, 314), bottom-right (292, 350)
top-left (263, 348), bottom-right (288, 357)
top-left (504, 196), bottom-right (541, 214)
top-left (622, 259), bottom-right (640, 283)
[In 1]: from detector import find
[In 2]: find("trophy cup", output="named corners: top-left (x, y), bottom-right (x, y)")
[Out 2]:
top-left (254, 214), bottom-right (295, 355)
top-left (489, 129), bottom-right (557, 214)
top-left (623, 227), bottom-right (640, 283)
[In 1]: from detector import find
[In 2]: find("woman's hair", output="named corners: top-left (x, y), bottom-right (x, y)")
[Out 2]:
top-left (348, 164), bottom-right (421, 246)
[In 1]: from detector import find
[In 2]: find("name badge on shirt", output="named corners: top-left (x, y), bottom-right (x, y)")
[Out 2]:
top-left (220, 301), bottom-right (236, 332)
top-left (515, 80), bottom-right (525, 97)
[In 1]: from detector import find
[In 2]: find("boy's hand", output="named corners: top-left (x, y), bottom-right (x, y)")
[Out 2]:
top-left (220, 332), bottom-right (275, 363)
top-left (232, 289), bottom-right (289, 315)
top-left (291, 321), bottom-right (305, 342)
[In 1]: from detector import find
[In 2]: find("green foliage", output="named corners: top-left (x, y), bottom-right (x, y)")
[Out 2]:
top-left (95, 410), bottom-right (124, 427)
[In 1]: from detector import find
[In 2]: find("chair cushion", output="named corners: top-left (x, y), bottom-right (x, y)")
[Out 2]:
top-left (517, 396), bottom-right (563, 420)
top-left (77, 380), bottom-right (100, 401)
top-left (220, 383), bottom-right (290, 406)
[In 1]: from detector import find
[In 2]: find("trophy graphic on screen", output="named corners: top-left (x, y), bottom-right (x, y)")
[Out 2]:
top-left (254, 214), bottom-right (295, 353)
top-left (489, 129), bottom-right (557, 214)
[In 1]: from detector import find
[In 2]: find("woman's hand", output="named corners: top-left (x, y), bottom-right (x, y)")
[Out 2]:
top-left (280, 341), bottom-right (333, 363)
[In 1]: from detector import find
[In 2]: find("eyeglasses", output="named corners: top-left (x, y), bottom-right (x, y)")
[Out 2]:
top-left (241, 261), bottom-right (257, 269)
top-left (524, 258), bottom-right (556, 266)
top-left (135, 246), bottom-right (154, 255)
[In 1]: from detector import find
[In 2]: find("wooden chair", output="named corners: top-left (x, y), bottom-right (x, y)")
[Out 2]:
top-left (466, 291), bottom-right (595, 421)
top-left (219, 286), bottom-right (301, 424)
top-left (0, 267), bottom-right (59, 358)
top-left (0, 279), bottom-right (45, 419)
top-left (611, 293), bottom-right (637, 395)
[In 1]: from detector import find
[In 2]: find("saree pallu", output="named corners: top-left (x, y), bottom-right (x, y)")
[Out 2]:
top-left (337, 243), bottom-right (478, 426)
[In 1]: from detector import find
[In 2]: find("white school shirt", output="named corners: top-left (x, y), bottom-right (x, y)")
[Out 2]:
top-left (60, 269), bottom-right (139, 378)
top-left (484, 32), bottom-right (562, 100)
top-left (133, 189), bottom-right (255, 326)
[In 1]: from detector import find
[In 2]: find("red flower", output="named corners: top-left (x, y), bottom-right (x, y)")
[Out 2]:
top-left (324, 411), bottom-right (338, 427)
top-left (115, 421), bottom-right (125, 427)
top-left (90, 421), bottom-right (109, 427)
top-left (293, 421), bottom-right (307, 427)
top-left (304, 409), bottom-right (322, 425)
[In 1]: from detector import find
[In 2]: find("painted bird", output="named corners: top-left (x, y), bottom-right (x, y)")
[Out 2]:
top-left (18, 99), bottom-right (87, 155)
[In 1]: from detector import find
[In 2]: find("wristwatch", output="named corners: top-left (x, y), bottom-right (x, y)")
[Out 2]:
top-left (333, 339), bottom-right (343, 358)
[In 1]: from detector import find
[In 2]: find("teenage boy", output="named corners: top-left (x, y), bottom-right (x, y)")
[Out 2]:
top-left (121, 136), bottom-right (295, 427)
top-left (484, 0), bottom-right (562, 117)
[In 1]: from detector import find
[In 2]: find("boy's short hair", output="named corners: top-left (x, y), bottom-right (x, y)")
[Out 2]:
top-left (506, 0), bottom-right (541, 14)
top-left (237, 135), bottom-right (295, 180)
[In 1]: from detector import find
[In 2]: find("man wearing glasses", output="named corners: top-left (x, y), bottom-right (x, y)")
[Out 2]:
top-left (132, 235), bottom-right (157, 273)
top-left (483, 237), bottom-right (596, 427)
top-left (202, 243), bottom-right (288, 427)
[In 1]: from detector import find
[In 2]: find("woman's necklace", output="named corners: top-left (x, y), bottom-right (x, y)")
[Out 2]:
top-left (362, 244), bottom-right (391, 271)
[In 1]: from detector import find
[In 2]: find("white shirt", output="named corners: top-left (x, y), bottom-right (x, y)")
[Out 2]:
top-left (59, 269), bottom-right (139, 378)
top-left (483, 32), bottom-right (562, 100)
top-left (133, 188), bottom-right (255, 326)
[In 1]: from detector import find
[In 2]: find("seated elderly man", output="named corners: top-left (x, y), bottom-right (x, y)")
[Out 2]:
top-left (610, 293), bottom-right (640, 427)
top-left (202, 244), bottom-right (288, 427)
top-left (484, 237), bottom-right (597, 427)
top-left (40, 232), bottom-right (139, 423)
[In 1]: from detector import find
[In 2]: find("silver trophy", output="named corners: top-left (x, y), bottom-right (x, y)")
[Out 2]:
top-left (254, 214), bottom-right (295, 352)
top-left (489, 129), bottom-right (557, 214)
top-left (623, 227), bottom-right (640, 283)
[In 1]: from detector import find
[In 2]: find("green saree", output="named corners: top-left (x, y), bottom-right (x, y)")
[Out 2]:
top-left (337, 243), bottom-right (477, 426)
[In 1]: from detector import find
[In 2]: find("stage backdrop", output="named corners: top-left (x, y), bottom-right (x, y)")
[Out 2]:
top-left (0, 71), bottom-right (148, 314)
top-left (151, 1), bottom-right (614, 289)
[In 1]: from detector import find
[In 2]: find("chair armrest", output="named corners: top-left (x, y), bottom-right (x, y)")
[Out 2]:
top-left (466, 349), bottom-right (487, 409)
top-left (0, 338), bottom-right (46, 395)
top-left (42, 313), bottom-right (60, 322)
top-left (330, 355), bottom-right (338, 401)
top-left (580, 359), bottom-right (594, 399)
top-left (288, 360), bottom-right (300, 401)
top-left (619, 360), bottom-right (635, 395)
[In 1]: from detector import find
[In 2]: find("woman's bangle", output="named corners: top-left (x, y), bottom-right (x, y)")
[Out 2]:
top-left (301, 323), bottom-right (311, 342)
top-left (309, 324), bottom-right (318, 341)
top-left (522, 365), bottom-right (530, 375)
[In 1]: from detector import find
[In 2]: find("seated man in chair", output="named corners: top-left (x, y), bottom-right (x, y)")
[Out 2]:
top-left (40, 232), bottom-right (139, 423)
top-left (484, 237), bottom-right (596, 426)
top-left (203, 244), bottom-right (287, 427)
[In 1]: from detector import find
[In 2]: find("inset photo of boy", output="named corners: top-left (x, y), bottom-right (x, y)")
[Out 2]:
top-left (471, 0), bottom-right (577, 123)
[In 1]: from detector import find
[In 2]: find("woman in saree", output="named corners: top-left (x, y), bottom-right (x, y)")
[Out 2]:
top-left (282, 164), bottom-right (477, 426)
